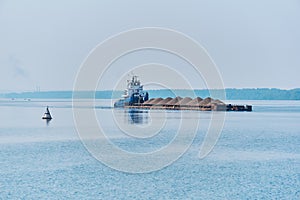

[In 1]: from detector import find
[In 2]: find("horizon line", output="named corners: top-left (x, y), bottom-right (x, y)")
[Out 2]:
top-left (1, 87), bottom-right (299, 94)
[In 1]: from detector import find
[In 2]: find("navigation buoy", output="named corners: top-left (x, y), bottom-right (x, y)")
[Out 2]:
top-left (42, 106), bottom-right (52, 120)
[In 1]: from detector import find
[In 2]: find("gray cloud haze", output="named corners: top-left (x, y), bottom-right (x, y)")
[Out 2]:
top-left (0, 0), bottom-right (299, 91)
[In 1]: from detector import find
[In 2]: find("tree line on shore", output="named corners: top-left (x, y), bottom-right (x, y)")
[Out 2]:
top-left (1, 88), bottom-right (299, 100)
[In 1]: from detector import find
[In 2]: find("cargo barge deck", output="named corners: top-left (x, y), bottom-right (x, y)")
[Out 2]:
top-left (123, 101), bottom-right (252, 112)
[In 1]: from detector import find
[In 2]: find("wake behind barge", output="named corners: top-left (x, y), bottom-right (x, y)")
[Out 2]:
top-left (114, 76), bottom-right (252, 112)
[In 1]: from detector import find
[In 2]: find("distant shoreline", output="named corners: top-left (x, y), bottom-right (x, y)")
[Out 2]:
top-left (0, 88), bottom-right (299, 100)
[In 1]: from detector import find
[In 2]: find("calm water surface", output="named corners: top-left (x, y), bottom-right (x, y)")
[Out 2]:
top-left (0, 99), bottom-right (299, 199)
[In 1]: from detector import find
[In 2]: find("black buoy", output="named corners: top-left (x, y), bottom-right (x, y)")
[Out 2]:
top-left (42, 106), bottom-right (52, 120)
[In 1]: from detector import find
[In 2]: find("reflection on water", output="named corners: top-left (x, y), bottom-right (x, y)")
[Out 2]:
top-left (126, 109), bottom-right (149, 124)
top-left (45, 118), bottom-right (51, 126)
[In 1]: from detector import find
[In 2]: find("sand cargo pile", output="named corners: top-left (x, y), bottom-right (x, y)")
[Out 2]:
top-left (127, 96), bottom-right (252, 111)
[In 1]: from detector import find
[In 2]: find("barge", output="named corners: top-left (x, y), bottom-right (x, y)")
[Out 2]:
top-left (114, 76), bottom-right (252, 112)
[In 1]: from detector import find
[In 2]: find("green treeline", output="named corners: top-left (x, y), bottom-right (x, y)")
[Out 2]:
top-left (1, 88), bottom-right (299, 100)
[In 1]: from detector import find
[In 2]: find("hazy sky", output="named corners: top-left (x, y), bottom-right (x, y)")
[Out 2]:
top-left (0, 0), bottom-right (299, 92)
